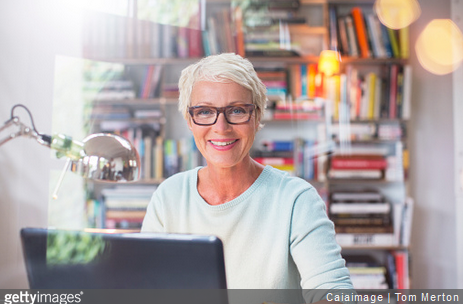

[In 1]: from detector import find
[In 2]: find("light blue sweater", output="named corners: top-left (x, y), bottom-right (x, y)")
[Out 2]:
top-left (142, 165), bottom-right (353, 293)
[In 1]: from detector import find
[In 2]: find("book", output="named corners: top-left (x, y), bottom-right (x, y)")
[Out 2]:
top-left (259, 140), bottom-right (293, 152)
top-left (335, 232), bottom-right (395, 246)
top-left (344, 15), bottom-right (359, 57)
top-left (330, 155), bottom-right (388, 170)
top-left (188, 9), bottom-right (204, 58)
top-left (331, 215), bottom-right (392, 227)
top-left (328, 5), bottom-right (339, 51)
top-left (365, 13), bottom-right (387, 58)
top-left (337, 16), bottom-right (350, 56)
top-left (389, 64), bottom-right (399, 118)
top-left (254, 157), bottom-right (294, 166)
top-left (394, 250), bottom-right (410, 289)
top-left (380, 22), bottom-right (393, 58)
top-left (401, 65), bottom-right (412, 120)
top-left (331, 191), bottom-right (383, 201)
top-left (399, 26), bottom-right (410, 59)
top-left (330, 202), bottom-right (391, 214)
top-left (105, 209), bottom-right (147, 220)
top-left (351, 7), bottom-right (371, 58)
top-left (272, 112), bottom-right (322, 120)
top-left (335, 225), bottom-right (394, 234)
top-left (400, 197), bottom-right (414, 246)
top-left (328, 169), bottom-right (383, 179)
top-left (387, 27), bottom-right (400, 58)
top-left (234, 6), bottom-right (246, 57)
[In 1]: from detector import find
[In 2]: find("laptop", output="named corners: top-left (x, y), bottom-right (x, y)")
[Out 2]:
top-left (20, 228), bottom-right (227, 289)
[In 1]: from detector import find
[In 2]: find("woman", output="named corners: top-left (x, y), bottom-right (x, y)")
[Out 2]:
top-left (142, 53), bottom-right (353, 294)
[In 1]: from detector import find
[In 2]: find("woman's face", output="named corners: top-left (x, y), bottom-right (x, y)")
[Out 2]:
top-left (188, 81), bottom-right (259, 170)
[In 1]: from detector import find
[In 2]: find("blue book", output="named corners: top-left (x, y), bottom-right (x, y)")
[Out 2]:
top-left (380, 23), bottom-right (393, 58)
top-left (300, 64), bottom-right (307, 97)
top-left (262, 140), bottom-right (294, 152)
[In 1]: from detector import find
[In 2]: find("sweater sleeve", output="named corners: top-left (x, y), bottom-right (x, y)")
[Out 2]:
top-left (289, 187), bottom-right (353, 294)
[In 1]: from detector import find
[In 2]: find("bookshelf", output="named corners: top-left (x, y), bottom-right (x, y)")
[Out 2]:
top-left (80, 0), bottom-right (413, 289)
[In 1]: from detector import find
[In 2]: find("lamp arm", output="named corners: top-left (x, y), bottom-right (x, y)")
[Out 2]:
top-left (0, 117), bottom-right (42, 146)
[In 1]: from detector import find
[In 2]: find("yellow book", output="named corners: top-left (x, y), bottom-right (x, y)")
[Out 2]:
top-left (399, 26), bottom-right (410, 59)
top-left (154, 136), bottom-right (164, 179)
top-left (367, 72), bottom-right (377, 119)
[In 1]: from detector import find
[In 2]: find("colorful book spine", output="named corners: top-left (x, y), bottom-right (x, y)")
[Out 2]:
top-left (351, 7), bottom-right (371, 58)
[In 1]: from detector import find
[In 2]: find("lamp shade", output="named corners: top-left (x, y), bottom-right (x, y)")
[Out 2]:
top-left (70, 133), bottom-right (140, 182)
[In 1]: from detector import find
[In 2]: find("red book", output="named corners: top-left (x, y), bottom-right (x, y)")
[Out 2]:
top-left (351, 7), bottom-right (371, 58)
top-left (254, 157), bottom-right (294, 166)
top-left (141, 65), bottom-right (155, 99)
top-left (273, 112), bottom-right (322, 120)
top-left (394, 251), bottom-right (410, 289)
top-left (188, 7), bottom-right (204, 58)
top-left (331, 155), bottom-right (387, 170)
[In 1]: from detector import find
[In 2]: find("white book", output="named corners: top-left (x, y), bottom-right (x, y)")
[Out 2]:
top-left (331, 191), bottom-right (382, 201)
top-left (330, 202), bottom-right (391, 214)
top-left (401, 65), bottom-right (412, 120)
top-left (345, 15), bottom-right (359, 57)
top-left (336, 233), bottom-right (395, 246)
top-left (400, 197), bottom-right (414, 246)
top-left (329, 169), bottom-right (382, 179)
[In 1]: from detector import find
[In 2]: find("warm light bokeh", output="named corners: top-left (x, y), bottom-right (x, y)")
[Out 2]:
top-left (374, 0), bottom-right (421, 29)
top-left (318, 50), bottom-right (340, 77)
top-left (415, 19), bottom-right (463, 75)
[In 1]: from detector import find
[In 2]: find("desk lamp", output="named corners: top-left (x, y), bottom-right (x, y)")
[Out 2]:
top-left (0, 104), bottom-right (140, 197)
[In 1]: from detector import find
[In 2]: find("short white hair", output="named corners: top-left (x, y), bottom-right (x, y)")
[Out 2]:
top-left (178, 53), bottom-right (267, 127)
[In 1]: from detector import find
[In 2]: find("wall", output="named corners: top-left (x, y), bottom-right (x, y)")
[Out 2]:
top-left (452, 0), bottom-right (463, 288)
top-left (408, 0), bottom-right (457, 288)
top-left (0, 0), bottom-right (81, 287)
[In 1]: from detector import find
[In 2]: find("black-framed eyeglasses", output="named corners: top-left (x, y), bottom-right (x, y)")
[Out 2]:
top-left (188, 104), bottom-right (256, 126)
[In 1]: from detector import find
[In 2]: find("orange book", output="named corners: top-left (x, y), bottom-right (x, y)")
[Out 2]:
top-left (234, 6), bottom-right (245, 57)
top-left (351, 7), bottom-right (371, 58)
top-left (307, 64), bottom-right (317, 99)
top-left (290, 64), bottom-right (302, 99)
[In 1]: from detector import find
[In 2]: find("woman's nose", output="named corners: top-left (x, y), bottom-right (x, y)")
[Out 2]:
top-left (212, 112), bottom-right (232, 132)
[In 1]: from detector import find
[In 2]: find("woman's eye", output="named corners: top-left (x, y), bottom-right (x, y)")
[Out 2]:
top-left (197, 108), bottom-right (214, 115)
top-left (230, 107), bottom-right (246, 114)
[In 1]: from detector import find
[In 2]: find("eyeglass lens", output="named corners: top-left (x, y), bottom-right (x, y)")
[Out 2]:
top-left (190, 104), bottom-right (254, 125)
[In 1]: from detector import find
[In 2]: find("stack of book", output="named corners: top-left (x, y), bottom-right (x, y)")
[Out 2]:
top-left (328, 154), bottom-right (388, 180)
top-left (101, 186), bottom-right (157, 230)
top-left (329, 5), bottom-right (409, 59)
top-left (253, 140), bottom-right (295, 175)
top-left (138, 65), bottom-right (163, 99)
top-left (84, 80), bottom-right (136, 101)
top-left (256, 68), bottom-right (288, 100)
top-left (241, 0), bottom-right (302, 57)
top-left (386, 250), bottom-right (411, 289)
top-left (344, 255), bottom-right (389, 289)
top-left (288, 64), bottom-right (323, 100)
top-left (329, 191), bottom-right (395, 246)
top-left (272, 100), bottom-right (324, 120)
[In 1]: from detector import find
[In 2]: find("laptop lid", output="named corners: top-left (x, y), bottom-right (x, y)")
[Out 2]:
top-left (20, 228), bottom-right (227, 289)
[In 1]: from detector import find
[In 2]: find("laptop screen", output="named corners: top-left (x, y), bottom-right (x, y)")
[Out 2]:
top-left (20, 228), bottom-right (227, 289)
